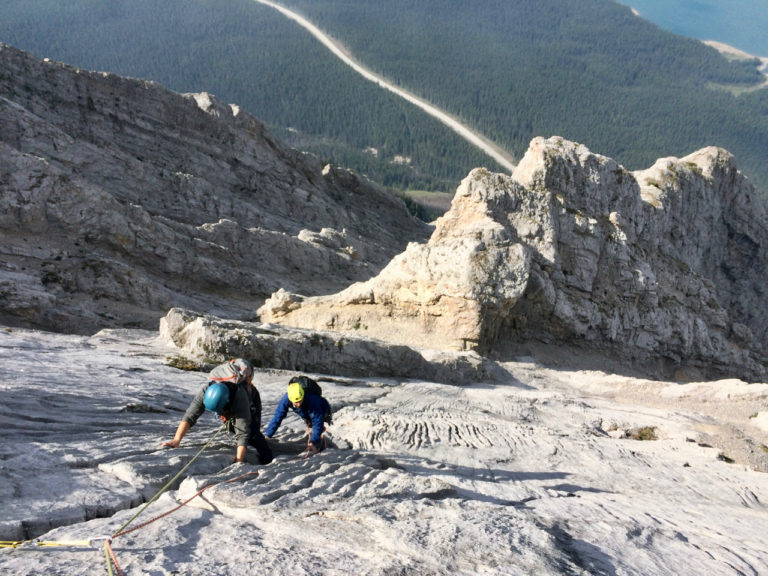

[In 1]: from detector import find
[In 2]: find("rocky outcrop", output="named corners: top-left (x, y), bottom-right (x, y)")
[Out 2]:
top-left (0, 44), bottom-right (428, 333)
top-left (259, 137), bottom-right (768, 381)
top-left (159, 308), bottom-right (512, 385)
top-left (259, 171), bottom-right (533, 350)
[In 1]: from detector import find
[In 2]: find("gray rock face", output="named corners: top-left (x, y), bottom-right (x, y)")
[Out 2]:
top-left (0, 44), bottom-right (428, 333)
top-left (512, 137), bottom-right (767, 381)
top-left (260, 137), bottom-right (768, 381)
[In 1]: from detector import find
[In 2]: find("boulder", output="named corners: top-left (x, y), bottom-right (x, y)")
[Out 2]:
top-left (159, 307), bottom-right (514, 385)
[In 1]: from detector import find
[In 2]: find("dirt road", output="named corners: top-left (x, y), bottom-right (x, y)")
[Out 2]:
top-left (254, 0), bottom-right (516, 172)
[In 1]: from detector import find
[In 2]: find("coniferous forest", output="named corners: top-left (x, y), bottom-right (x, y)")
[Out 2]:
top-left (2, 0), bottom-right (766, 197)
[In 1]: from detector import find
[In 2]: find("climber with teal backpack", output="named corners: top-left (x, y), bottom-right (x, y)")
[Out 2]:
top-left (162, 358), bottom-right (274, 465)
top-left (265, 375), bottom-right (332, 458)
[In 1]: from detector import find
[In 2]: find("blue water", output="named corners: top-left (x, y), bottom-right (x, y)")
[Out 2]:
top-left (616, 0), bottom-right (768, 57)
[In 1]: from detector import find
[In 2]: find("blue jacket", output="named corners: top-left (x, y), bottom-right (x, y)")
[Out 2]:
top-left (265, 393), bottom-right (331, 447)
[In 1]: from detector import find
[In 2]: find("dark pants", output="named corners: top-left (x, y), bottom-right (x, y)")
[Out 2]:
top-left (249, 429), bottom-right (274, 464)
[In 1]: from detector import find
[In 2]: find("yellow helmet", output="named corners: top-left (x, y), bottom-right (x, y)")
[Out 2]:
top-left (287, 381), bottom-right (305, 404)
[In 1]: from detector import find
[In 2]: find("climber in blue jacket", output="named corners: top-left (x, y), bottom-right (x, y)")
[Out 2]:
top-left (265, 379), bottom-right (332, 458)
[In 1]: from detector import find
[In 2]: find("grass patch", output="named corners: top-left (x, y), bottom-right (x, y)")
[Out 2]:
top-left (626, 426), bottom-right (658, 441)
top-left (400, 189), bottom-right (454, 220)
top-left (165, 355), bottom-right (204, 371)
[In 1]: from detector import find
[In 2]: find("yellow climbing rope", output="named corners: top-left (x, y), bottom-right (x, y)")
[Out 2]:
top-left (0, 537), bottom-right (109, 549)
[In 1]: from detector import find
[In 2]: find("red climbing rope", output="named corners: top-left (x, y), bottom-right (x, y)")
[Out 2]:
top-left (112, 470), bottom-right (259, 538)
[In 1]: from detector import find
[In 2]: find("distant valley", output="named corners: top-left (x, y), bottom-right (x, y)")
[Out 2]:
top-left (1, 0), bottom-right (767, 198)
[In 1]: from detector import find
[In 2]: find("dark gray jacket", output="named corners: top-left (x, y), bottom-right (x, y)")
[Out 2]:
top-left (182, 381), bottom-right (260, 447)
